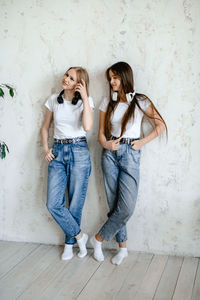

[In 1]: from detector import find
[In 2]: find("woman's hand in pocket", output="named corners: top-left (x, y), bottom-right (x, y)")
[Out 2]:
top-left (44, 148), bottom-right (55, 162)
top-left (131, 139), bottom-right (144, 150)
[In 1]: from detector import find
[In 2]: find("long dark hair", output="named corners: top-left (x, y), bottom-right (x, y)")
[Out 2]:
top-left (104, 61), bottom-right (167, 139)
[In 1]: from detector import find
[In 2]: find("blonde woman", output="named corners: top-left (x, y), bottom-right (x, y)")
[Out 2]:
top-left (41, 67), bottom-right (94, 260)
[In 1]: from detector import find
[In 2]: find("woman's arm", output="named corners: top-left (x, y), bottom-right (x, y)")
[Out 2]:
top-left (76, 79), bottom-right (93, 131)
top-left (131, 105), bottom-right (166, 150)
top-left (40, 108), bottom-right (54, 162)
top-left (82, 98), bottom-right (93, 131)
top-left (98, 110), bottom-right (121, 150)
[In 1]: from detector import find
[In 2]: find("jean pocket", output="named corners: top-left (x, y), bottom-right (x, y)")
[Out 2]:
top-left (102, 148), bottom-right (108, 155)
top-left (127, 145), bottom-right (141, 166)
top-left (74, 141), bottom-right (88, 149)
top-left (128, 144), bottom-right (141, 153)
top-left (72, 143), bottom-right (90, 163)
top-left (51, 145), bottom-right (59, 159)
top-left (102, 148), bottom-right (113, 156)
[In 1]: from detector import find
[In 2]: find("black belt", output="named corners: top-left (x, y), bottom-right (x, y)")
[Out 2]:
top-left (110, 135), bottom-right (139, 145)
top-left (54, 137), bottom-right (86, 144)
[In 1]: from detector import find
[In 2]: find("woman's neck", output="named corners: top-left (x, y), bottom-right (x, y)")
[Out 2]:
top-left (63, 89), bottom-right (74, 102)
top-left (119, 90), bottom-right (126, 102)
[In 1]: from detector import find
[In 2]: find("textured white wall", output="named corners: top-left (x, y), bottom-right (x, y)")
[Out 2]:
top-left (0, 0), bottom-right (200, 256)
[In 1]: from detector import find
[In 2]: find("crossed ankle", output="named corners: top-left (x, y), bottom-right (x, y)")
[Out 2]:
top-left (90, 236), bottom-right (104, 262)
top-left (111, 248), bottom-right (128, 265)
top-left (95, 233), bottom-right (103, 243)
top-left (61, 244), bottom-right (74, 260)
top-left (77, 233), bottom-right (88, 258)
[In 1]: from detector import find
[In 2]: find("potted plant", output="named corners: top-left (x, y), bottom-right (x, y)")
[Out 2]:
top-left (0, 84), bottom-right (15, 159)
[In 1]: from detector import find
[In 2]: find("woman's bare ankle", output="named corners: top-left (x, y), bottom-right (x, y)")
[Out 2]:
top-left (118, 241), bottom-right (126, 248)
top-left (75, 232), bottom-right (83, 240)
top-left (95, 233), bottom-right (103, 242)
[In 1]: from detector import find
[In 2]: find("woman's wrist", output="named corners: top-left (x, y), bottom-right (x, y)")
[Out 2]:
top-left (103, 140), bottom-right (111, 149)
top-left (140, 138), bottom-right (146, 146)
top-left (82, 96), bottom-right (89, 103)
top-left (43, 147), bottom-right (49, 154)
top-left (99, 139), bottom-right (107, 149)
top-left (102, 141), bottom-right (108, 148)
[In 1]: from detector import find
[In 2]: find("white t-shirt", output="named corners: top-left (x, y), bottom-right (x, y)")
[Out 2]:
top-left (99, 97), bottom-right (150, 138)
top-left (45, 94), bottom-right (94, 139)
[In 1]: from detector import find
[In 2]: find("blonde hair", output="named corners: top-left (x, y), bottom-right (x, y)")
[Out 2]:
top-left (66, 67), bottom-right (89, 96)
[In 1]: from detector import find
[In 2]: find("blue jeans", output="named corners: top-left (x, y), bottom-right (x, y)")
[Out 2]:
top-left (99, 143), bottom-right (141, 243)
top-left (46, 141), bottom-right (91, 245)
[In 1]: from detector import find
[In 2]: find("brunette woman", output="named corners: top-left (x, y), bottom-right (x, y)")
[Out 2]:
top-left (90, 62), bottom-right (167, 265)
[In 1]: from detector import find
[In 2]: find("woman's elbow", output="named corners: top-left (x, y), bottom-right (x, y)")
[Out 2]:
top-left (157, 123), bottom-right (166, 136)
top-left (83, 124), bottom-right (92, 132)
top-left (83, 119), bottom-right (93, 132)
top-left (84, 127), bottom-right (90, 132)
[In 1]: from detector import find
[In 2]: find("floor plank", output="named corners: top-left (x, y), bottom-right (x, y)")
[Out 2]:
top-left (0, 241), bottom-right (198, 300)
top-left (17, 245), bottom-right (66, 300)
top-left (35, 250), bottom-right (102, 300)
top-left (191, 259), bottom-right (200, 300)
top-left (172, 257), bottom-right (199, 300)
top-left (153, 256), bottom-right (183, 300)
top-left (134, 254), bottom-right (168, 300)
top-left (115, 253), bottom-right (154, 300)
top-left (77, 250), bottom-right (140, 300)
top-left (0, 242), bottom-right (39, 279)
top-left (0, 244), bottom-right (56, 299)
top-left (0, 241), bottom-right (26, 264)
top-left (0, 241), bottom-right (24, 256)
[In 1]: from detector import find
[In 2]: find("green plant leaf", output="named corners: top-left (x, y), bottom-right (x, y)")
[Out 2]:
top-left (0, 88), bottom-right (4, 98)
top-left (0, 142), bottom-right (9, 159)
top-left (1, 151), bottom-right (6, 159)
top-left (4, 143), bottom-right (9, 153)
top-left (5, 84), bottom-right (12, 89)
top-left (9, 88), bottom-right (14, 97)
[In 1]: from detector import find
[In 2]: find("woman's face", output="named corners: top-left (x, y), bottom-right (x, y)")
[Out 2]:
top-left (62, 68), bottom-right (78, 90)
top-left (109, 69), bottom-right (121, 91)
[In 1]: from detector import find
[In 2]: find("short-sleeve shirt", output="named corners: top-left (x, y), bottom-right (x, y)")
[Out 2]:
top-left (45, 94), bottom-right (94, 139)
top-left (99, 97), bottom-right (150, 138)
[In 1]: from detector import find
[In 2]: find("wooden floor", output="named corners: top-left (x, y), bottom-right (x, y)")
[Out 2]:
top-left (0, 241), bottom-right (199, 300)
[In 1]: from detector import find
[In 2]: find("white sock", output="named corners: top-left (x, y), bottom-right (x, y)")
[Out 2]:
top-left (77, 233), bottom-right (88, 258)
top-left (90, 235), bottom-right (104, 262)
top-left (61, 244), bottom-right (74, 260)
top-left (111, 248), bottom-right (128, 265)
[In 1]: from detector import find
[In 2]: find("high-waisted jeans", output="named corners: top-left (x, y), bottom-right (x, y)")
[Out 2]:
top-left (46, 141), bottom-right (91, 245)
top-left (99, 143), bottom-right (141, 243)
